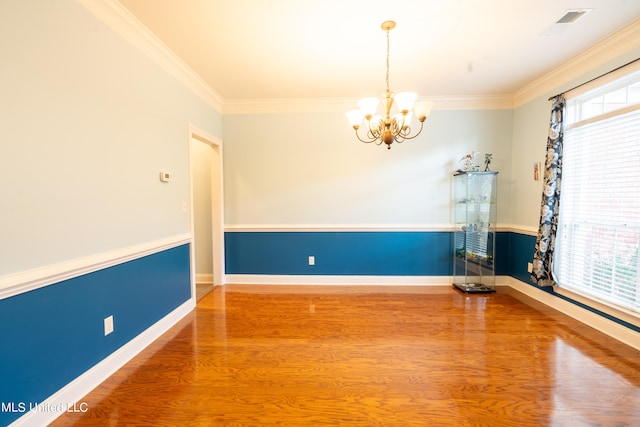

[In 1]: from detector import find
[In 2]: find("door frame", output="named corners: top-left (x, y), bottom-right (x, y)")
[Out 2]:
top-left (187, 124), bottom-right (225, 297)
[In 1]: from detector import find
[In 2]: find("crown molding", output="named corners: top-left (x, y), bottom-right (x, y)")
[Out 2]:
top-left (75, 0), bottom-right (224, 112)
top-left (514, 19), bottom-right (640, 107)
top-left (222, 94), bottom-right (514, 114)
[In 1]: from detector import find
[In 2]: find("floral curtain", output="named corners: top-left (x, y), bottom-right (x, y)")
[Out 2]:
top-left (531, 95), bottom-right (565, 286)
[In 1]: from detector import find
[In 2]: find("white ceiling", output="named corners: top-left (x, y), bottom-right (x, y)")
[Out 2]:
top-left (117, 0), bottom-right (640, 102)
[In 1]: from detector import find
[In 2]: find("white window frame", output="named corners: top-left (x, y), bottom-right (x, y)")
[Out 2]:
top-left (553, 63), bottom-right (640, 324)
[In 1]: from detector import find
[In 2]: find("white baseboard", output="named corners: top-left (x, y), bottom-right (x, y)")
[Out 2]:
top-left (196, 274), bottom-right (213, 284)
top-left (9, 298), bottom-right (195, 427)
top-left (506, 277), bottom-right (640, 351)
top-left (225, 274), bottom-right (513, 287)
top-left (225, 274), bottom-right (455, 286)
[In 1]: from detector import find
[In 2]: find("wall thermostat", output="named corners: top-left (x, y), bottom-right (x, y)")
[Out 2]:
top-left (159, 172), bottom-right (171, 182)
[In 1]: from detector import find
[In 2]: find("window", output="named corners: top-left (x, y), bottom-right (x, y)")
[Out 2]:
top-left (554, 69), bottom-right (640, 314)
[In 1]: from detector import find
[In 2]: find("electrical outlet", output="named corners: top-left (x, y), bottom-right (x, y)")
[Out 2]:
top-left (104, 315), bottom-right (114, 336)
top-left (527, 262), bottom-right (533, 273)
top-left (308, 256), bottom-right (315, 266)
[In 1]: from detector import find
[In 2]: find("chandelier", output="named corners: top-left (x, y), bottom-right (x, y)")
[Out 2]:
top-left (346, 21), bottom-right (434, 149)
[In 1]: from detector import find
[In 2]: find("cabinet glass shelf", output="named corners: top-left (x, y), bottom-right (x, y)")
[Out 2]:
top-left (452, 171), bottom-right (498, 293)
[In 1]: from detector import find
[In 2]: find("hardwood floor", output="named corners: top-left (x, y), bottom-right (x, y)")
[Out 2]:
top-left (196, 282), bottom-right (214, 301)
top-left (51, 285), bottom-right (640, 426)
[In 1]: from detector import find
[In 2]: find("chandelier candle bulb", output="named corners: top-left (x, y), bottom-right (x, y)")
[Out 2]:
top-left (414, 101), bottom-right (435, 121)
top-left (357, 97), bottom-right (379, 117)
top-left (346, 110), bottom-right (364, 128)
top-left (346, 20), bottom-right (434, 149)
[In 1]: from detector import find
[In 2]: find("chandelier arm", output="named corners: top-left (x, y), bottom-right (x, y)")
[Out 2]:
top-left (353, 128), bottom-right (381, 144)
top-left (396, 120), bottom-right (425, 141)
top-left (394, 128), bottom-right (408, 144)
top-left (358, 118), bottom-right (384, 144)
top-left (390, 120), bottom-right (402, 135)
top-left (367, 119), bottom-right (385, 138)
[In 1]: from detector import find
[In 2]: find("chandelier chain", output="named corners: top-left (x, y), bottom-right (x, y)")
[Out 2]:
top-left (385, 28), bottom-right (390, 93)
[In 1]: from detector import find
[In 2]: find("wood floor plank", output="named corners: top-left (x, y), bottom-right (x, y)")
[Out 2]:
top-left (50, 285), bottom-right (640, 426)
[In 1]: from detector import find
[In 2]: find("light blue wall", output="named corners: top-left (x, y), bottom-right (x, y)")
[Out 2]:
top-left (0, 0), bottom-right (222, 276)
top-left (222, 109), bottom-right (513, 226)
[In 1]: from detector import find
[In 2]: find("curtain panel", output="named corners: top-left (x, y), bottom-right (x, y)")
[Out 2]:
top-left (531, 95), bottom-right (565, 286)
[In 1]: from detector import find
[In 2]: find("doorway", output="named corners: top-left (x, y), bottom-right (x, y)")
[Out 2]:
top-left (188, 125), bottom-right (224, 301)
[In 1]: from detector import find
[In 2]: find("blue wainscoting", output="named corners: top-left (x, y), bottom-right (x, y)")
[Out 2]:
top-left (0, 244), bottom-right (191, 427)
top-left (225, 231), bottom-right (453, 276)
top-left (224, 230), bottom-right (534, 277)
top-left (502, 232), bottom-right (538, 285)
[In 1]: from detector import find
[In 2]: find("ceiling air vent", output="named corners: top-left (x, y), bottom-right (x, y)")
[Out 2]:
top-left (556, 9), bottom-right (592, 24)
top-left (540, 8), bottom-right (593, 36)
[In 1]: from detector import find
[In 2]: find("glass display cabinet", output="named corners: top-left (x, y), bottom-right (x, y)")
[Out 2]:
top-left (452, 171), bottom-right (498, 293)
